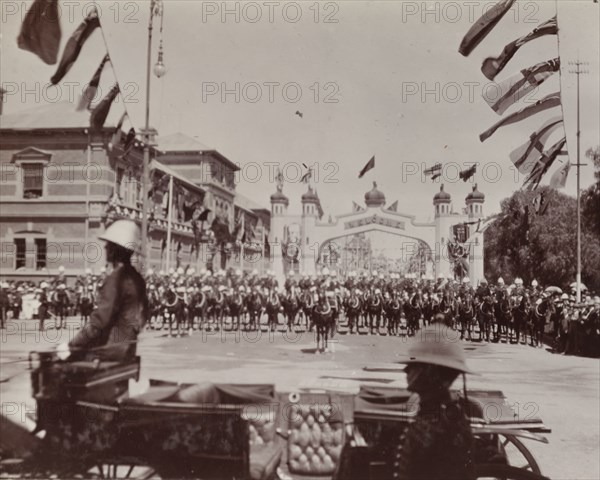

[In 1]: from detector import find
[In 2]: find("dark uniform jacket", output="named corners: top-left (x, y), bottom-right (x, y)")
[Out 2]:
top-left (69, 263), bottom-right (148, 361)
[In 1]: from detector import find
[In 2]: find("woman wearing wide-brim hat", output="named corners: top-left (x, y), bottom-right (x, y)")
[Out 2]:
top-left (392, 324), bottom-right (476, 480)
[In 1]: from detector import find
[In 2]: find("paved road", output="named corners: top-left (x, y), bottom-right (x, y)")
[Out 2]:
top-left (1, 317), bottom-right (599, 479)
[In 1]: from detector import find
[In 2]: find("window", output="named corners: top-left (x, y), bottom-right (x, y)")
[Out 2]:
top-left (15, 238), bottom-right (26, 269)
top-left (22, 164), bottom-right (43, 198)
top-left (35, 238), bottom-right (47, 270)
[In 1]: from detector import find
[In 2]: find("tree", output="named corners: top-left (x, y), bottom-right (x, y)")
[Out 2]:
top-left (484, 187), bottom-right (600, 291)
top-left (582, 146), bottom-right (600, 236)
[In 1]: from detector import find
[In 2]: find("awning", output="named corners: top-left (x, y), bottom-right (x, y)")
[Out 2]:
top-left (149, 160), bottom-right (206, 196)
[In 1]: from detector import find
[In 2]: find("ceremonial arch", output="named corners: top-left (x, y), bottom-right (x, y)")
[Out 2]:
top-left (268, 181), bottom-right (486, 285)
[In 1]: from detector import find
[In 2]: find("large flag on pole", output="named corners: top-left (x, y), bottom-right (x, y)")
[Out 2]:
top-left (51, 7), bottom-right (100, 84)
top-left (458, 0), bottom-right (517, 57)
top-left (358, 156), bottom-right (375, 178)
top-left (480, 92), bottom-right (561, 142)
top-left (524, 137), bottom-right (567, 190)
top-left (90, 84), bottom-right (120, 131)
top-left (77, 54), bottom-right (110, 111)
top-left (549, 160), bottom-right (571, 189)
top-left (17, 0), bottom-right (61, 65)
top-left (481, 16), bottom-right (558, 80)
top-left (509, 116), bottom-right (563, 173)
top-left (483, 58), bottom-right (560, 115)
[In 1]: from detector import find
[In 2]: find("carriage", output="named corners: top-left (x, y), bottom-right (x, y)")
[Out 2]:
top-left (0, 353), bottom-right (551, 479)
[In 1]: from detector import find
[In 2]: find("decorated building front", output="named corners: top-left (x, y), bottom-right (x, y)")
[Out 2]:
top-left (269, 180), bottom-right (486, 285)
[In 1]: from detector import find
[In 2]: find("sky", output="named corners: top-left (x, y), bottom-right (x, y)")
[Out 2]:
top-left (2, 0), bottom-right (599, 221)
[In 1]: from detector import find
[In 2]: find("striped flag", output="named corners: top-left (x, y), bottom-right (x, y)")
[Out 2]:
top-left (549, 160), bottom-right (571, 189)
top-left (459, 0), bottom-right (517, 57)
top-left (509, 116), bottom-right (563, 173)
top-left (17, 0), bottom-right (61, 65)
top-left (483, 58), bottom-right (560, 115)
top-left (459, 165), bottom-right (477, 182)
top-left (481, 16), bottom-right (558, 80)
top-left (524, 137), bottom-right (567, 190)
top-left (480, 92), bottom-right (561, 142)
top-left (77, 54), bottom-right (110, 111)
top-left (424, 163), bottom-right (442, 176)
top-left (51, 7), bottom-right (100, 84)
top-left (108, 111), bottom-right (127, 151)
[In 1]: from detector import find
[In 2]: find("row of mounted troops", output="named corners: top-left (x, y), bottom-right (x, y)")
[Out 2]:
top-left (144, 269), bottom-right (599, 352)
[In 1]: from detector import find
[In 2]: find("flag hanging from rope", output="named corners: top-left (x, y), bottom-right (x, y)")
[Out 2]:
top-left (358, 156), bottom-right (375, 178)
top-left (109, 112), bottom-right (127, 152)
top-left (77, 54), bottom-right (110, 111)
top-left (17, 0), bottom-right (61, 65)
top-left (459, 165), bottom-right (477, 182)
top-left (509, 116), bottom-right (563, 173)
top-left (524, 137), bottom-right (567, 190)
top-left (90, 84), bottom-right (119, 130)
top-left (480, 92), bottom-right (561, 142)
top-left (481, 16), bottom-right (558, 81)
top-left (51, 7), bottom-right (100, 84)
top-left (549, 160), bottom-right (571, 189)
top-left (483, 58), bottom-right (560, 115)
top-left (424, 163), bottom-right (442, 176)
top-left (459, 0), bottom-right (517, 57)
top-left (300, 168), bottom-right (312, 184)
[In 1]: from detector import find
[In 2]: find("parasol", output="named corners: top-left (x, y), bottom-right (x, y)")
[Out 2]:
top-left (570, 282), bottom-right (588, 291)
top-left (544, 286), bottom-right (562, 294)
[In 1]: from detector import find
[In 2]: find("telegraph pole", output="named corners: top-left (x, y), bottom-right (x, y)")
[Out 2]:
top-left (568, 59), bottom-right (588, 302)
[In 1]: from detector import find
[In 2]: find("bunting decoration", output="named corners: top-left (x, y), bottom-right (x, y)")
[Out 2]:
top-left (431, 173), bottom-right (441, 181)
top-left (77, 54), bottom-right (110, 111)
top-left (509, 116), bottom-right (564, 174)
top-left (424, 163), bottom-right (442, 176)
top-left (300, 168), bottom-right (313, 184)
top-left (352, 201), bottom-right (365, 212)
top-left (386, 200), bottom-right (398, 212)
top-left (51, 7), bottom-right (100, 84)
top-left (89, 84), bottom-right (120, 131)
top-left (459, 0), bottom-right (517, 57)
top-left (358, 156), bottom-right (375, 178)
top-left (109, 112), bottom-right (127, 152)
top-left (17, 0), bottom-right (62, 65)
top-left (524, 137), bottom-right (567, 190)
top-left (483, 58), bottom-right (560, 115)
top-left (549, 160), bottom-right (571, 189)
top-left (121, 128), bottom-right (137, 158)
top-left (459, 165), bottom-right (477, 182)
top-left (532, 191), bottom-right (550, 215)
top-left (481, 16), bottom-right (558, 81)
top-left (479, 92), bottom-right (561, 142)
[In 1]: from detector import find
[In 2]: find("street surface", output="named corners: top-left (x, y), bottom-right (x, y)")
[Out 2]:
top-left (1, 317), bottom-right (599, 480)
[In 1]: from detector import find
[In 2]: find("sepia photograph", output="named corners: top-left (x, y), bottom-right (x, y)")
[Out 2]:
top-left (1, 1), bottom-right (599, 479)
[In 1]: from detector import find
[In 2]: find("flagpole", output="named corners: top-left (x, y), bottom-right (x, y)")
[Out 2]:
top-left (569, 59), bottom-right (588, 303)
top-left (165, 175), bottom-right (174, 272)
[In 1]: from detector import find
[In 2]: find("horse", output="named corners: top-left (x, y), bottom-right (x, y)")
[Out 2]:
top-left (511, 294), bottom-right (529, 344)
top-left (384, 292), bottom-right (402, 336)
top-left (312, 293), bottom-right (335, 353)
top-left (78, 289), bottom-right (94, 324)
top-left (226, 288), bottom-right (245, 331)
top-left (299, 290), bottom-right (315, 331)
top-left (265, 290), bottom-right (281, 332)
top-left (457, 292), bottom-right (475, 340)
top-left (344, 290), bottom-right (362, 334)
top-left (147, 287), bottom-right (163, 330)
top-left (282, 287), bottom-right (301, 332)
top-left (245, 289), bottom-right (264, 331)
top-left (51, 288), bottom-right (70, 329)
top-left (530, 297), bottom-right (555, 347)
top-left (207, 288), bottom-right (226, 331)
top-left (494, 289), bottom-right (512, 342)
top-left (187, 289), bottom-right (208, 332)
top-left (366, 290), bottom-right (383, 335)
top-left (437, 291), bottom-right (455, 327)
top-left (477, 296), bottom-right (495, 342)
top-left (163, 287), bottom-right (187, 337)
top-left (405, 291), bottom-right (423, 336)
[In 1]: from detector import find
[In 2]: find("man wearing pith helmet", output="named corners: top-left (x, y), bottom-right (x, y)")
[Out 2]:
top-left (58, 219), bottom-right (149, 362)
top-left (393, 324), bottom-right (476, 479)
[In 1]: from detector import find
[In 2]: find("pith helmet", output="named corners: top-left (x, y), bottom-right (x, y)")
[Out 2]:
top-left (399, 325), bottom-right (475, 374)
top-left (531, 279), bottom-right (538, 287)
top-left (99, 219), bottom-right (141, 252)
top-left (497, 277), bottom-right (505, 285)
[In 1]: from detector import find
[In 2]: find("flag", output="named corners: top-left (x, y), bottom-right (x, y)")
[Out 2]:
top-left (524, 137), bottom-right (567, 190)
top-left (387, 200), bottom-right (398, 212)
top-left (148, 171), bottom-right (170, 198)
top-left (77, 54), bottom-right (110, 111)
top-left (182, 200), bottom-right (203, 223)
top-left (17, 0), bottom-right (61, 65)
top-left (300, 168), bottom-right (312, 183)
top-left (352, 201), bottom-right (364, 212)
top-left (481, 17), bottom-right (558, 81)
top-left (509, 116), bottom-right (563, 173)
top-left (532, 191), bottom-right (551, 215)
top-left (198, 208), bottom-right (211, 222)
top-left (480, 92), bottom-right (561, 142)
top-left (51, 7), bottom-right (100, 84)
top-left (358, 156), bottom-right (375, 178)
top-left (459, 165), bottom-right (477, 182)
top-left (121, 128), bottom-right (137, 157)
top-left (459, 0), bottom-right (517, 56)
top-left (550, 160), bottom-right (571, 189)
top-left (483, 58), bottom-right (560, 115)
top-left (424, 163), bottom-right (442, 176)
top-left (109, 111), bottom-right (127, 151)
top-left (431, 173), bottom-right (441, 181)
top-left (90, 84), bottom-right (120, 130)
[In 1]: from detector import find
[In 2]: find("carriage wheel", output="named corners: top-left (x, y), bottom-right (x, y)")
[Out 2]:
top-left (89, 462), bottom-right (160, 479)
top-left (498, 434), bottom-right (542, 474)
top-left (475, 463), bottom-right (549, 479)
